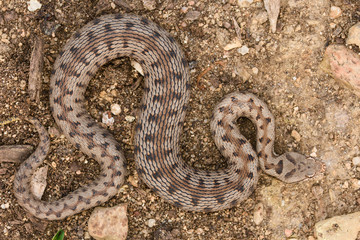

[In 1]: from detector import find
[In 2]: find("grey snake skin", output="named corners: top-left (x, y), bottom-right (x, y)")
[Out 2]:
top-left (13, 14), bottom-right (323, 220)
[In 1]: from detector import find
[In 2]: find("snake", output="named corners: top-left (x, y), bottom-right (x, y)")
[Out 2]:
top-left (13, 14), bottom-right (323, 220)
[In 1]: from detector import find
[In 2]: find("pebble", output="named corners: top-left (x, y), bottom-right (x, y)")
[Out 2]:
top-left (320, 44), bottom-right (360, 97)
top-left (352, 156), bottom-right (360, 166)
top-left (142, 0), bottom-right (156, 10)
top-left (102, 112), bottom-right (114, 126)
top-left (237, 45), bottom-right (249, 55)
top-left (223, 39), bottom-right (242, 51)
top-left (125, 115), bottom-right (135, 123)
top-left (346, 22), bottom-right (360, 48)
top-left (184, 11), bottom-right (201, 21)
top-left (27, 0), bottom-right (42, 12)
top-left (88, 204), bottom-right (128, 240)
top-left (291, 130), bottom-right (301, 142)
top-left (252, 67), bottom-right (258, 75)
top-left (253, 202), bottom-right (264, 225)
top-left (131, 60), bottom-right (144, 76)
top-left (284, 228), bottom-right (293, 237)
top-left (237, 0), bottom-right (253, 7)
top-left (1, 203), bottom-right (9, 209)
top-left (315, 212), bottom-right (360, 240)
top-left (110, 104), bottom-right (121, 115)
top-left (147, 219), bottom-right (156, 227)
top-left (329, 6), bottom-right (342, 19)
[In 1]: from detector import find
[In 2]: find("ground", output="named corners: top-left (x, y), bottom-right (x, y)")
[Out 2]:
top-left (0, 0), bottom-right (360, 239)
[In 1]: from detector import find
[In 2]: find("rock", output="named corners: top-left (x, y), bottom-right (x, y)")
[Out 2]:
top-left (346, 22), bottom-right (360, 48)
top-left (147, 219), bottom-right (156, 227)
top-left (125, 115), bottom-right (135, 122)
top-left (320, 44), bottom-right (360, 97)
top-left (131, 59), bottom-right (144, 76)
top-left (291, 130), bottom-right (301, 142)
top-left (102, 112), bottom-right (114, 126)
top-left (184, 11), bottom-right (201, 21)
top-left (237, 0), bottom-right (253, 8)
top-left (27, 0), bottom-right (42, 11)
top-left (88, 204), bottom-right (128, 240)
top-left (142, 0), bottom-right (156, 10)
top-left (329, 6), bottom-right (342, 19)
top-left (352, 156), bottom-right (360, 166)
top-left (253, 202), bottom-right (265, 225)
top-left (315, 212), bottom-right (360, 240)
top-left (237, 45), bottom-right (249, 55)
top-left (224, 39), bottom-right (242, 51)
top-left (110, 104), bottom-right (121, 115)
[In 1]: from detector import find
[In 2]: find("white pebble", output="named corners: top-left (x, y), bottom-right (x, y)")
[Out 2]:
top-left (1, 203), bottom-right (9, 209)
top-left (111, 104), bottom-right (122, 115)
top-left (27, 0), bottom-right (42, 11)
top-left (147, 219), bottom-right (156, 227)
top-left (252, 67), bottom-right (259, 75)
top-left (238, 45), bottom-right (249, 55)
top-left (125, 115), bottom-right (135, 123)
top-left (102, 112), bottom-right (114, 126)
top-left (253, 202), bottom-right (264, 225)
top-left (131, 60), bottom-right (144, 76)
top-left (352, 157), bottom-right (360, 166)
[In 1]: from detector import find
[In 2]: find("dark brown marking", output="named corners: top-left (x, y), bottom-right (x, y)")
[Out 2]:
top-left (275, 160), bottom-right (283, 175)
top-left (285, 169), bottom-right (296, 179)
top-left (286, 153), bottom-right (297, 165)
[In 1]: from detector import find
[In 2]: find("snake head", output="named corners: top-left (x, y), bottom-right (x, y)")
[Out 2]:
top-left (280, 152), bottom-right (325, 183)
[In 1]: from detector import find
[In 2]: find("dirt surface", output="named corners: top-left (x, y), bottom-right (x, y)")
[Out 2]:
top-left (1, 0), bottom-right (360, 239)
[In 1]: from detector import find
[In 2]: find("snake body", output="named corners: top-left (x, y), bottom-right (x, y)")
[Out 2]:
top-left (13, 14), bottom-right (322, 220)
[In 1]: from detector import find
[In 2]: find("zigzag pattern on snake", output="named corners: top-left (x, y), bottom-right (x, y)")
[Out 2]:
top-left (13, 14), bottom-right (323, 220)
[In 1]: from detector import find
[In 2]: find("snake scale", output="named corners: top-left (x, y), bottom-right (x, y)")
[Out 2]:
top-left (13, 14), bottom-right (323, 220)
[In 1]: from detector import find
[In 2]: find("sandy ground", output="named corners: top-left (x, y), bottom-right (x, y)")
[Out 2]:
top-left (0, 0), bottom-right (359, 239)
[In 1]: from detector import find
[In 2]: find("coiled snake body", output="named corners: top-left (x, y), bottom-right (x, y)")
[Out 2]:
top-left (13, 14), bottom-right (322, 220)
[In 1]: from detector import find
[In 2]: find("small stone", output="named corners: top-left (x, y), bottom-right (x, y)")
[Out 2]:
top-left (128, 175), bottom-right (138, 188)
top-left (252, 67), bottom-right (259, 75)
top-left (224, 39), bottom-right (242, 51)
top-left (346, 22), bottom-right (360, 48)
top-left (88, 204), bottom-right (128, 240)
top-left (350, 179), bottom-right (360, 190)
top-left (237, 0), bottom-right (253, 8)
top-left (329, 6), bottom-right (342, 19)
top-left (253, 202), bottom-right (265, 225)
top-left (27, 0), bottom-right (42, 11)
top-left (352, 157), bottom-right (360, 166)
top-left (237, 45), bottom-right (249, 55)
top-left (102, 112), bottom-right (114, 126)
top-left (131, 60), bottom-right (144, 76)
top-left (291, 130), bottom-right (301, 142)
top-left (20, 80), bottom-right (27, 90)
top-left (1, 203), bottom-right (9, 209)
top-left (184, 11), bottom-right (201, 21)
top-left (125, 115), bottom-right (135, 123)
top-left (147, 219), bottom-right (156, 227)
top-left (110, 104), bottom-right (121, 115)
top-left (284, 228), bottom-right (293, 237)
top-left (195, 228), bottom-right (204, 234)
top-left (142, 0), bottom-right (156, 10)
